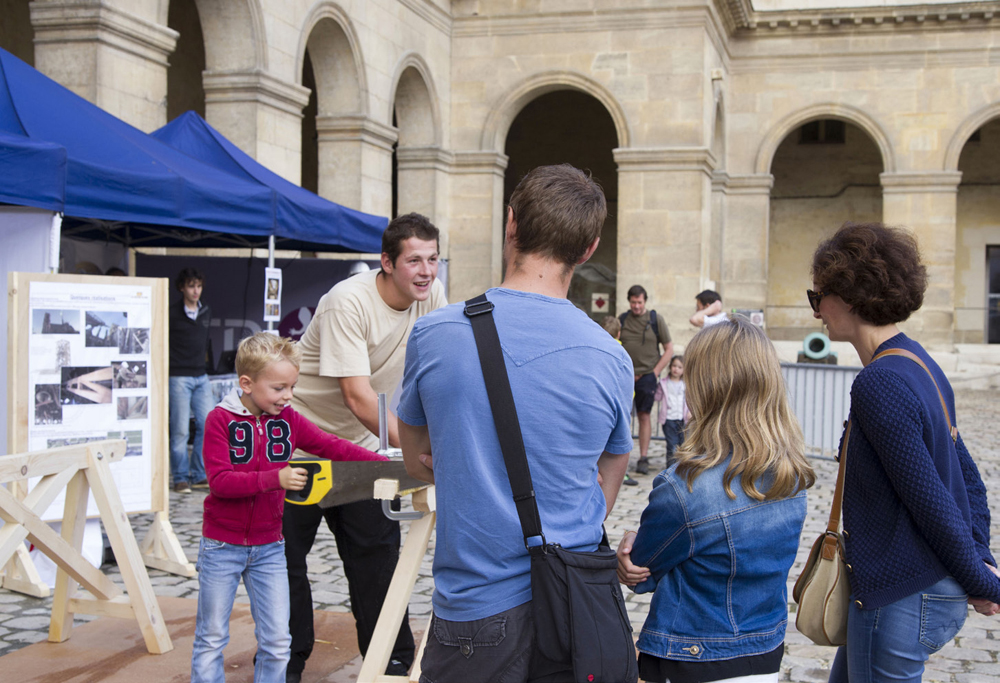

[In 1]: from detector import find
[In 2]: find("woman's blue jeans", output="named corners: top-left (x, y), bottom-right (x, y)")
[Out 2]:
top-left (829, 576), bottom-right (968, 683)
top-left (191, 537), bottom-right (291, 683)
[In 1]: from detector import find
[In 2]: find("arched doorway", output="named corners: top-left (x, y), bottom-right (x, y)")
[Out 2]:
top-left (392, 62), bottom-right (438, 221)
top-left (298, 14), bottom-right (365, 207)
top-left (766, 118), bottom-right (884, 339)
top-left (955, 118), bottom-right (1000, 343)
top-left (0, 0), bottom-right (33, 65)
top-left (503, 90), bottom-right (619, 321)
top-left (167, 0), bottom-right (206, 122)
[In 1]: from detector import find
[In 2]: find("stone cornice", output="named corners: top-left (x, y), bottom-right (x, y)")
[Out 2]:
top-left (203, 71), bottom-right (311, 117)
top-left (30, 0), bottom-right (178, 65)
top-left (730, 46), bottom-right (997, 73)
top-left (450, 151), bottom-right (509, 177)
top-left (716, 172), bottom-right (775, 194)
top-left (315, 115), bottom-right (399, 151)
top-left (614, 147), bottom-right (718, 175)
top-left (453, 5), bottom-right (725, 40)
top-left (396, 146), bottom-right (455, 172)
top-left (399, 0), bottom-right (451, 35)
top-left (880, 171), bottom-right (963, 193)
top-left (718, 0), bottom-right (997, 34)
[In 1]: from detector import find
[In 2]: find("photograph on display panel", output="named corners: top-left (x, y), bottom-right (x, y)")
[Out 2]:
top-left (84, 311), bottom-right (127, 347)
top-left (32, 309), bottom-right (80, 335)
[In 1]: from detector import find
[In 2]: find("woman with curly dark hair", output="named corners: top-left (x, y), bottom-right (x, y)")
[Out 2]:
top-left (810, 222), bottom-right (1000, 683)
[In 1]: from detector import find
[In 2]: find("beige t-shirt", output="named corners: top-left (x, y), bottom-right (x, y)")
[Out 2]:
top-left (292, 269), bottom-right (447, 448)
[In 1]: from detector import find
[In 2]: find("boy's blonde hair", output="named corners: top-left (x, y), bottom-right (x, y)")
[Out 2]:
top-left (235, 332), bottom-right (302, 379)
top-left (601, 315), bottom-right (621, 338)
top-left (674, 316), bottom-right (815, 501)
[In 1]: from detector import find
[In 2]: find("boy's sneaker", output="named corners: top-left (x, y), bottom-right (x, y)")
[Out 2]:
top-left (173, 481), bottom-right (192, 493)
top-left (623, 474), bottom-right (638, 487)
top-left (634, 457), bottom-right (650, 475)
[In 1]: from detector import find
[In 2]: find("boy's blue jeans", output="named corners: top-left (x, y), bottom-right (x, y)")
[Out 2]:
top-left (169, 374), bottom-right (212, 485)
top-left (192, 537), bottom-right (291, 683)
top-left (829, 575), bottom-right (968, 683)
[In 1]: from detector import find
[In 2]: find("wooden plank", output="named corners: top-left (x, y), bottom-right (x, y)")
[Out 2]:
top-left (68, 593), bottom-right (135, 620)
top-left (7, 271), bottom-right (29, 456)
top-left (1, 544), bottom-right (50, 598)
top-left (86, 446), bottom-right (172, 654)
top-left (149, 278), bottom-right (169, 513)
top-left (49, 470), bottom-right (90, 643)
top-left (0, 485), bottom-right (121, 599)
top-left (139, 512), bottom-right (195, 577)
top-left (410, 616), bottom-right (431, 682)
top-left (357, 510), bottom-right (436, 683)
top-left (0, 441), bottom-right (124, 484)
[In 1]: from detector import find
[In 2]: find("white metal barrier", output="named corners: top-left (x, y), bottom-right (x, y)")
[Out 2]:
top-left (782, 362), bottom-right (861, 456)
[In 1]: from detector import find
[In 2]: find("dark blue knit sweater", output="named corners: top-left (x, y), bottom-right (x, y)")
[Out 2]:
top-left (842, 333), bottom-right (1000, 609)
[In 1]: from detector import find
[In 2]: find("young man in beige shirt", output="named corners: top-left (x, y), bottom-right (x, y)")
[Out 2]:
top-left (284, 213), bottom-right (447, 682)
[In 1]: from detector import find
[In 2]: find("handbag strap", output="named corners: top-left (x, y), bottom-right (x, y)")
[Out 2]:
top-left (464, 293), bottom-right (545, 546)
top-left (827, 421), bottom-right (851, 535)
top-left (871, 348), bottom-right (958, 442)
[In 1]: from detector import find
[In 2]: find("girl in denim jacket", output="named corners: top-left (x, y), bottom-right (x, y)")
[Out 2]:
top-left (617, 316), bottom-right (815, 683)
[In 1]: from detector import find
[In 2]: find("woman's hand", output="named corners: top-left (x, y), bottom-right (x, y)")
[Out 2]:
top-left (970, 563), bottom-right (1000, 616)
top-left (617, 531), bottom-right (651, 586)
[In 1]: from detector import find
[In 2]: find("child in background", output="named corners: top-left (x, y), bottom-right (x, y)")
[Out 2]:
top-left (191, 333), bottom-right (387, 683)
top-left (601, 315), bottom-right (638, 487)
top-left (654, 356), bottom-right (688, 466)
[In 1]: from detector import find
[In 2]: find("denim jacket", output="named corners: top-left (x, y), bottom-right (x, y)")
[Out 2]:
top-left (630, 460), bottom-right (807, 661)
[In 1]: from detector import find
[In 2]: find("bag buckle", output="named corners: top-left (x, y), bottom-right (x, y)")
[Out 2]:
top-left (526, 534), bottom-right (549, 552)
top-left (464, 300), bottom-right (495, 317)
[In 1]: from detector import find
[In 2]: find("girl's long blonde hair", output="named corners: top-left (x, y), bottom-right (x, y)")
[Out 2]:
top-left (674, 316), bottom-right (815, 500)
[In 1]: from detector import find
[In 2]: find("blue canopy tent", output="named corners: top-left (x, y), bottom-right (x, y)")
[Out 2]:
top-left (152, 112), bottom-right (385, 253)
top-left (0, 47), bottom-right (385, 251)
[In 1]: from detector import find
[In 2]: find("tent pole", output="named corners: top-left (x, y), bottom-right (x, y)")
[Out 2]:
top-left (267, 235), bottom-right (275, 331)
top-left (49, 213), bottom-right (63, 273)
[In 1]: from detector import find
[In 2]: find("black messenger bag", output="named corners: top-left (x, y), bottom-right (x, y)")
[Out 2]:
top-left (464, 294), bottom-right (638, 683)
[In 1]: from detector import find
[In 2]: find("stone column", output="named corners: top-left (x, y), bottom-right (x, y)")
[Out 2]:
top-left (314, 115), bottom-right (397, 216)
top-left (202, 71), bottom-right (311, 184)
top-left (446, 151), bottom-right (508, 302)
top-left (719, 174), bottom-right (774, 314)
top-left (613, 147), bottom-right (715, 330)
top-left (30, 0), bottom-right (177, 132)
top-left (880, 171), bottom-right (963, 347)
top-left (396, 146), bottom-right (453, 232)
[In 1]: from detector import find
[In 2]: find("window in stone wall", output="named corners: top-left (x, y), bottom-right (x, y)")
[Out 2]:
top-left (799, 119), bottom-right (846, 144)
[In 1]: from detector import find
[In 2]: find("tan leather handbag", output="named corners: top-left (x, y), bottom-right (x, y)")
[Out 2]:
top-left (793, 420), bottom-right (851, 646)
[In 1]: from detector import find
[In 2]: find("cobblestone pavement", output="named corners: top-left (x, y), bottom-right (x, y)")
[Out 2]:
top-left (1, 389), bottom-right (999, 682)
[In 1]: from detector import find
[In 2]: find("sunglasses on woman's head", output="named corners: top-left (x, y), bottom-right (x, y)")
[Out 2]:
top-left (806, 289), bottom-right (825, 313)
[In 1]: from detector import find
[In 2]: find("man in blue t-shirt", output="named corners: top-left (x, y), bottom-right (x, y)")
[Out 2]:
top-left (397, 164), bottom-right (634, 683)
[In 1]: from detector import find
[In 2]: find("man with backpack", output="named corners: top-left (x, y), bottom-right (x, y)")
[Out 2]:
top-left (619, 285), bottom-right (673, 475)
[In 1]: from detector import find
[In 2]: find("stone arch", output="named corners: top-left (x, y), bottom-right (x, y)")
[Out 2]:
top-left (755, 103), bottom-right (894, 175)
top-left (193, 0), bottom-right (267, 71)
top-left (945, 101), bottom-right (1000, 171)
top-left (481, 70), bottom-right (631, 152)
top-left (296, 2), bottom-right (367, 116)
top-left (388, 52), bottom-right (441, 147)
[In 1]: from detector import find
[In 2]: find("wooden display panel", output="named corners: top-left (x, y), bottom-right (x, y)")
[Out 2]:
top-left (5, 272), bottom-right (193, 597)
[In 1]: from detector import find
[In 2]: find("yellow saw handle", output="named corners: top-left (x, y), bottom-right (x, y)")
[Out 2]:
top-left (284, 459), bottom-right (333, 506)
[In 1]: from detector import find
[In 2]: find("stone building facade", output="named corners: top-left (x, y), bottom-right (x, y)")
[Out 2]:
top-left (2, 0), bottom-right (999, 348)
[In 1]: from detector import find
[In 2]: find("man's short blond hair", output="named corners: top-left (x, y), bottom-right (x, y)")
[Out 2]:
top-left (235, 332), bottom-right (302, 379)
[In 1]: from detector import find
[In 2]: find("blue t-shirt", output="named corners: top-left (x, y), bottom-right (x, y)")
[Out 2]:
top-left (397, 288), bottom-right (634, 621)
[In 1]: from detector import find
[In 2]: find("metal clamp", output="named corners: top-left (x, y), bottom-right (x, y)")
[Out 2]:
top-left (381, 499), bottom-right (424, 521)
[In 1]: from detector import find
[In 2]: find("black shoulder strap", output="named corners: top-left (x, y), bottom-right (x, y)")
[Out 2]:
top-left (649, 309), bottom-right (659, 340)
top-left (618, 311), bottom-right (628, 327)
top-left (464, 294), bottom-right (545, 545)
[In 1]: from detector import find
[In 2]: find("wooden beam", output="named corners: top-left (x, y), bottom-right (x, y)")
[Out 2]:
top-left (86, 446), bottom-right (172, 654)
top-left (0, 440), bottom-right (124, 484)
top-left (49, 470), bottom-right (90, 642)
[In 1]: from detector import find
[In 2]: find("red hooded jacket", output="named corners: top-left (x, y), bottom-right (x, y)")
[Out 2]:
top-left (202, 389), bottom-right (386, 546)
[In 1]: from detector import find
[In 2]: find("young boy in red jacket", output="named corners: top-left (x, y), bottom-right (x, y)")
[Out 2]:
top-left (191, 332), bottom-right (386, 683)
